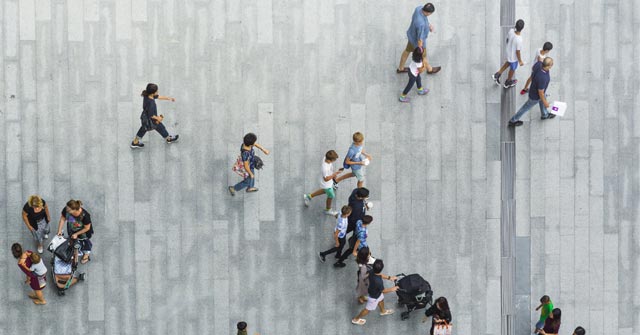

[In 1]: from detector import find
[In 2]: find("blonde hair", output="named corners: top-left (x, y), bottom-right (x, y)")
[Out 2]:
top-left (28, 195), bottom-right (43, 208)
top-left (29, 253), bottom-right (41, 264)
top-left (352, 132), bottom-right (364, 143)
top-left (66, 199), bottom-right (83, 210)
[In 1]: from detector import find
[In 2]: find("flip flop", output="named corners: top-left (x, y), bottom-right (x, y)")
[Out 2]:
top-left (427, 66), bottom-right (441, 74)
top-left (351, 318), bottom-right (366, 326)
top-left (246, 188), bottom-right (259, 193)
top-left (380, 309), bottom-right (394, 316)
top-left (81, 255), bottom-right (91, 264)
top-left (396, 67), bottom-right (409, 73)
top-left (33, 300), bottom-right (47, 305)
top-left (28, 293), bottom-right (38, 300)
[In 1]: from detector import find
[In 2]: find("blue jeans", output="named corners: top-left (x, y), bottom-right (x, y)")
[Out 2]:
top-left (510, 98), bottom-right (549, 122)
top-left (234, 168), bottom-right (255, 191)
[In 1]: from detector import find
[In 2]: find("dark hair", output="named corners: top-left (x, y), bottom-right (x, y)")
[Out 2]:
top-left (422, 3), bottom-right (435, 13)
top-left (341, 205), bottom-right (352, 215)
top-left (356, 187), bottom-right (369, 198)
top-left (549, 308), bottom-right (562, 328)
top-left (540, 295), bottom-right (550, 304)
top-left (11, 243), bottom-right (23, 259)
top-left (356, 246), bottom-right (370, 265)
top-left (542, 42), bottom-right (553, 51)
top-left (67, 199), bottom-right (83, 210)
top-left (362, 215), bottom-right (373, 225)
top-left (372, 259), bottom-right (384, 274)
top-left (237, 321), bottom-right (247, 330)
top-left (141, 83), bottom-right (158, 97)
top-left (435, 296), bottom-right (450, 311)
top-left (243, 133), bottom-right (257, 146)
top-left (412, 47), bottom-right (423, 63)
top-left (574, 326), bottom-right (585, 335)
top-left (515, 19), bottom-right (525, 32)
top-left (325, 150), bottom-right (338, 161)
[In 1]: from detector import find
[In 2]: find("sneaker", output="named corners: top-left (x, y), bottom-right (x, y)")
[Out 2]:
top-left (417, 87), bottom-right (429, 95)
top-left (130, 141), bottom-right (144, 149)
top-left (333, 262), bottom-right (347, 268)
top-left (503, 79), bottom-right (518, 88)
top-left (304, 194), bottom-right (311, 207)
top-left (541, 114), bottom-right (556, 120)
top-left (508, 120), bottom-right (524, 127)
top-left (318, 253), bottom-right (326, 263)
top-left (492, 72), bottom-right (501, 85)
top-left (398, 95), bottom-right (410, 103)
top-left (37, 245), bottom-right (44, 254)
top-left (324, 209), bottom-right (338, 216)
top-left (520, 88), bottom-right (529, 95)
top-left (166, 135), bottom-right (179, 143)
top-left (548, 114), bottom-right (556, 119)
top-left (78, 273), bottom-right (86, 281)
top-left (228, 186), bottom-right (236, 196)
top-left (332, 179), bottom-right (339, 190)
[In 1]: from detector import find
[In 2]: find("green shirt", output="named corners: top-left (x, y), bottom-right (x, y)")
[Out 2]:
top-left (539, 301), bottom-right (553, 321)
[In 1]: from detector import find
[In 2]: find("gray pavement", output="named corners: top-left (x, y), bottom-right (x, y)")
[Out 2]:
top-left (0, 0), bottom-right (637, 334)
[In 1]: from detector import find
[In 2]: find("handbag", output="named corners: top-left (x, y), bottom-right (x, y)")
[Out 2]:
top-left (140, 110), bottom-right (156, 131)
top-left (232, 155), bottom-right (249, 178)
top-left (433, 321), bottom-right (452, 335)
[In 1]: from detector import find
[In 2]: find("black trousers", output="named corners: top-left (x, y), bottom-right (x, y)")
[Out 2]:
top-left (320, 236), bottom-right (346, 258)
top-left (402, 71), bottom-right (422, 95)
top-left (336, 234), bottom-right (357, 263)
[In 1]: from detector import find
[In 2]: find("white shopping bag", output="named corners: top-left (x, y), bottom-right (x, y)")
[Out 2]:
top-left (550, 101), bottom-right (567, 117)
top-left (434, 323), bottom-right (453, 335)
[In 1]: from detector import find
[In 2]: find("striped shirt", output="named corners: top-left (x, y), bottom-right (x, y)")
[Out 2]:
top-left (335, 216), bottom-right (348, 239)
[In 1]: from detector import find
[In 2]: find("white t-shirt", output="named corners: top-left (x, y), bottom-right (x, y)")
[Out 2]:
top-left (321, 159), bottom-right (335, 189)
top-left (533, 48), bottom-right (546, 64)
top-left (409, 61), bottom-right (423, 77)
top-left (335, 216), bottom-right (348, 238)
top-left (505, 28), bottom-right (523, 63)
top-left (30, 260), bottom-right (47, 276)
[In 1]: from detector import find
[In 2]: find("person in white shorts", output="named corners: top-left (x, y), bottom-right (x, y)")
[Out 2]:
top-left (351, 259), bottom-right (399, 326)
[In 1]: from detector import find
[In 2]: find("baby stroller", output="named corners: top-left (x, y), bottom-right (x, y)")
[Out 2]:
top-left (48, 235), bottom-right (83, 296)
top-left (395, 273), bottom-right (433, 320)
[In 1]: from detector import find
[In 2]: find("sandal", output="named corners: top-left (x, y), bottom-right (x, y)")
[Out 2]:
top-left (351, 318), bottom-right (366, 326)
top-left (33, 300), bottom-right (47, 305)
top-left (81, 255), bottom-right (91, 264)
top-left (396, 67), bottom-right (409, 73)
top-left (246, 188), bottom-right (259, 193)
top-left (28, 293), bottom-right (38, 300)
top-left (380, 309), bottom-right (394, 316)
top-left (427, 66), bottom-right (441, 74)
top-left (228, 186), bottom-right (236, 196)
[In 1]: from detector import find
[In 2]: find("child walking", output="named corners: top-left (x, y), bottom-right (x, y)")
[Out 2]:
top-left (521, 42), bottom-right (553, 95)
top-left (304, 150), bottom-right (344, 216)
top-left (492, 19), bottom-right (525, 88)
top-left (318, 205), bottom-right (351, 262)
top-left (228, 133), bottom-right (270, 195)
top-left (399, 40), bottom-right (429, 103)
top-left (130, 83), bottom-right (179, 148)
top-left (334, 132), bottom-right (371, 189)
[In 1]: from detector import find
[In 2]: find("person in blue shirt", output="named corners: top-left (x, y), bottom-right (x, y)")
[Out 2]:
top-left (508, 57), bottom-right (555, 127)
top-left (397, 3), bottom-right (441, 75)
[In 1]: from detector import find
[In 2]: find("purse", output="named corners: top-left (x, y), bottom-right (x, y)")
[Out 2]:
top-left (232, 155), bottom-right (249, 178)
top-left (140, 110), bottom-right (156, 131)
top-left (433, 321), bottom-right (452, 335)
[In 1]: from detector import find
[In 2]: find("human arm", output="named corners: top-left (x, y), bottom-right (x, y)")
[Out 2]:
top-left (517, 50), bottom-right (524, 65)
top-left (379, 273), bottom-right (398, 281)
top-left (157, 95), bottom-right (176, 102)
top-left (345, 157), bottom-right (365, 166)
top-left (254, 143), bottom-right (270, 155)
top-left (538, 89), bottom-right (550, 109)
top-left (44, 204), bottom-right (51, 223)
top-left (535, 303), bottom-right (542, 311)
top-left (333, 230), bottom-right (340, 247)
top-left (352, 240), bottom-right (361, 256)
top-left (243, 160), bottom-right (254, 179)
top-left (323, 169), bottom-right (342, 182)
top-left (22, 210), bottom-right (34, 232)
top-left (57, 215), bottom-right (66, 235)
top-left (71, 223), bottom-right (90, 240)
top-left (382, 285), bottom-right (399, 294)
top-left (151, 114), bottom-right (164, 123)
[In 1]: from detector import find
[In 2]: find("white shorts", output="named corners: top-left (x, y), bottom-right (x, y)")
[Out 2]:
top-left (366, 293), bottom-right (384, 311)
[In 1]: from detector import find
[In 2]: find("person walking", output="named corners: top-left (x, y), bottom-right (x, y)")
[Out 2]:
top-left (492, 19), bottom-right (525, 88)
top-left (397, 3), bottom-right (441, 74)
top-left (334, 132), bottom-right (371, 189)
top-left (319, 205), bottom-right (351, 262)
top-left (508, 57), bottom-right (555, 127)
top-left (56, 199), bottom-right (94, 264)
top-left (399, 42), bottom-right (429, 103)
top-left (422, 296), bottom-right (453, 335)
top-left (303, 150), bottom-right (345, 216)
top-left (21, 195), bottom-right (51, 254)
top-left (228, 133), bottom-right (270, 195)
top-left (12, 243), bottom-right (47, 305)
top-left (351, 259), bottom-right (399, 326)
top-left (335, 215), bottom-right (373, 267)
top-left (355, 246), bottom-right (376, 304)
top-left (521, 42), bottom-right (553, 95)
top-left (130, 83), bottom-right (179, 148)
top-left (534, 295), bottom-right (554, 334)
top-left (538, 308), bottom-right (562, 335)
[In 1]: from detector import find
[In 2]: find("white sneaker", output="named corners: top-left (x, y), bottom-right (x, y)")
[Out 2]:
top-left (324, 209), bottom-right (338, 216)
top-left (37, 245), bottom-right (44, 254)
top-left (44, 234), bottom-right (49, 240)
top-left (304, 194), bottom-right (311, 207)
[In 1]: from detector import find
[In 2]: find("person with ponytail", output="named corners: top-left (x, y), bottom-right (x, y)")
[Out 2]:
top-left (56, 199), bottom-right (93, 264)
top-left (538, 308), bottom-right (561, 335)
top-left (21, 195), bottom-right (51, 253)
top-left (130, 83), bottom-right (179, 148)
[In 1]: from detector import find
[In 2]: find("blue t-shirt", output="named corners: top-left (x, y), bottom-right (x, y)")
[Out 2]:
top-left (355, 220), bottom-right (368, 249)
top-left (241, 146), bottom-right (255, 170)
top-left (406, 6), bottom-right (430, 47)
top-left (346, 144), bottom-right (364, 171)
top-left (528, 62), bottom-right (550, 101)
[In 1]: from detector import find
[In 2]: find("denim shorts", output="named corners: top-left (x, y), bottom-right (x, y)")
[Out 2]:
top-left (509, 61), bottom-right (519, 71)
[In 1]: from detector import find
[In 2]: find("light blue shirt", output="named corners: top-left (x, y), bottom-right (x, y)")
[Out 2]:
top-left (406, 6), bottom-right (430, 48)
top-left (335, 216), bottom-right (348, 239)
top-left (346, 144), bottom-right (364, 171)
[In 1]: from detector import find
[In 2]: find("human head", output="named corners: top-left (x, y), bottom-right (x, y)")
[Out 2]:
top-left (549, 308), bottom-right (561, 322)
top-left (540, 295), bottom-right (550, 304)
top-left (422, 3), bottom-right (435, 15)
top-left (352, 132), bottom-right (364, 144)
top-left (542, 41), bottom-right (553, 52)
top-left (341, 205), bottom-right (352, 216)
top-left (355, 187), bottom-right (369, 199)
top-left (372, 259), bottom-right (384, 274)
top-left (573, 326), bottom-right (586, 335)
top-left (362, 215), bottom-right (373, 225)
top-left (325, 150), bottom-right (338, 162)
top-left (28, 195), bottom-right (44, 208)
top-left (30, 253), bottom-right (41, 264)
top-left (435, 296), bottom-right (450, 311)
top-left (66, 199), bottom-right (83, 217)
top-left (11, 243), bottom-right (23, 259)
top-left (515, 19), bottom-right (525, 32)
top-left (243, 133), bottom-right (257, 146)
top-left (141, 83), bottom-right (158, 97)
top-left (236, 321), bottom-right (248, 335)
top-left (542, 57), bottom-right (554, 70)
top-left (412, 47), bottom-right (423, 63)
top-left (356, 246), bottom-right (370, 265)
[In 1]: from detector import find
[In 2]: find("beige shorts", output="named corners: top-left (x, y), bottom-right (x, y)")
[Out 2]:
top-left (405, 41), bottom-right (416, 53)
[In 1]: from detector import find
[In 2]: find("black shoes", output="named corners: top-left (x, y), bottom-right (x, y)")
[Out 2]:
top-left (333, 262), bottom-right (346, 268)
top-left (167, 135), bottom-right (179, 143)
top-left (492, 72), bottom-right (501, 85)
top-left (508, 120), bottom-right (524, 127)
top-left (78, 273), bottom-right (86, 281)
top-left (318, 253), bottom-right (326, 263)
top-left (130, 141), bottom-right (144, 149)
top-left (541, 114), bottom-right (556, 120)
